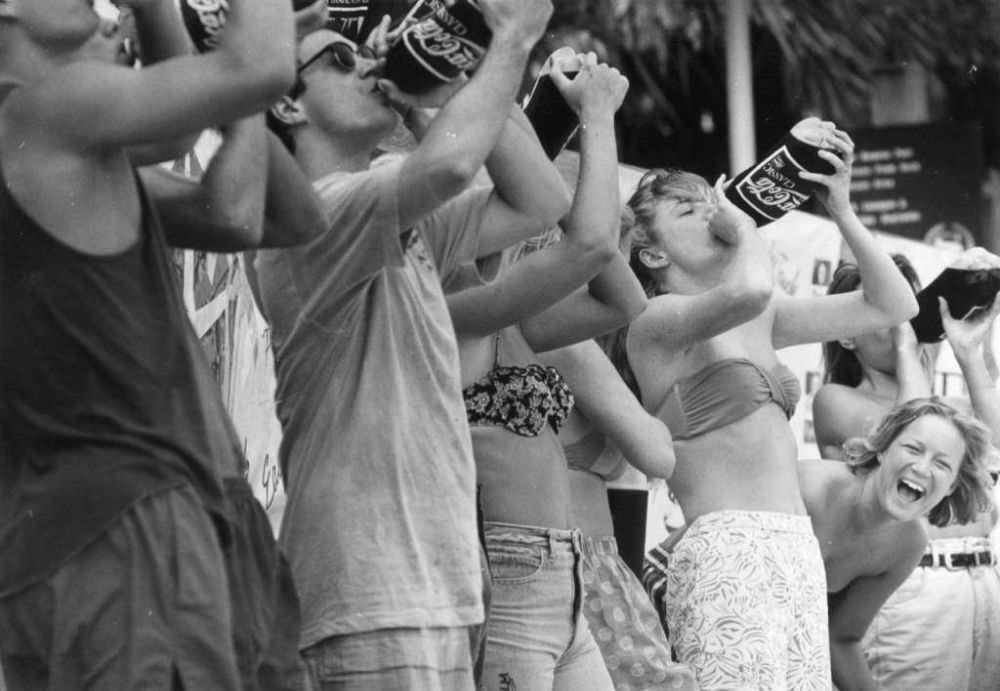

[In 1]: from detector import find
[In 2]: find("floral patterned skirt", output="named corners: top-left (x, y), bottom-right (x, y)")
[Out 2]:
top-left (664, 511), bottom-right (831, 691)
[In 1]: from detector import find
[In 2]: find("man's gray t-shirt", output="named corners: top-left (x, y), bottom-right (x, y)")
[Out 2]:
top-left (256, 160), bottom-right (487, 647)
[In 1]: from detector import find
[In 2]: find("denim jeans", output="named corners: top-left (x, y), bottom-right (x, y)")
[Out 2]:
top-left (480, 522), bottom-right (613, 691)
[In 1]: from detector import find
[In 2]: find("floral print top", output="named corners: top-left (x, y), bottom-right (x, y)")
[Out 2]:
top-left (462, 334), bottom-right (574, 438)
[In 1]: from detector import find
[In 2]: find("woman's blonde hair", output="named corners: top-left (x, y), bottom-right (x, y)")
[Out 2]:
top-left (843, 397), bottom-right (996, 527)
top-left (621, 168), bottom-right (714, 298)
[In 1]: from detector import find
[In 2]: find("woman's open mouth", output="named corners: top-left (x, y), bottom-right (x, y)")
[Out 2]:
top-left (897, 478), bottom-right (927, 503)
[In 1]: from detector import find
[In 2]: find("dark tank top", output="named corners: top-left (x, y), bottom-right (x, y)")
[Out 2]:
top-left (0, 163), bottom-right (245, 595)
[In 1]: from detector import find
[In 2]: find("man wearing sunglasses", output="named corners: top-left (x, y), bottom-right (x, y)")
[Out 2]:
top-left (256, 0), bottom-right (571, 688)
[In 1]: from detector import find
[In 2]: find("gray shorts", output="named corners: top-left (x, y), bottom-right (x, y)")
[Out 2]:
top-left (0, 484), bottom-right (242, 691)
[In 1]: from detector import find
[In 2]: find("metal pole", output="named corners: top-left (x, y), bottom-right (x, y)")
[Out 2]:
top-left (725, 0), bottom-right (756, 174)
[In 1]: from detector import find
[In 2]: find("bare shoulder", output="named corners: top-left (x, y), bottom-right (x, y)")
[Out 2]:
top-left (1, 61), bottom-right (111, 135)
top-left (797, 458), bottom-right (848, 509)
top-left (0, 79), bottom-right (137, 254)
top-left (812, 383), bottom-right (866, 411)
top-left (869, 520), bottom-right (927, 577)
top-left (0, 84), bottom-right (105, 196)
top-left (893, 519), bottom-right (929, 556)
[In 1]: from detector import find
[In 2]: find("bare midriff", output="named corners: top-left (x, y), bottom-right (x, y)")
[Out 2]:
top-left (668, 404), bottom-right (806, 523)
top-left (473, 424), bottom-right (573, 529)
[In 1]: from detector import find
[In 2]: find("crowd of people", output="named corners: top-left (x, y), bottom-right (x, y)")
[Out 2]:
top-left (0, 1), bottom-right (997, 690)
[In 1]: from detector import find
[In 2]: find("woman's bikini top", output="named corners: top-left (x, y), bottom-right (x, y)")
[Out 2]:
top-left (651, 358), bottom-right (801, 441)
top-left (563, 429), bottom-right (628, 481)
top-left (463, 329), bottom-right (574, 437)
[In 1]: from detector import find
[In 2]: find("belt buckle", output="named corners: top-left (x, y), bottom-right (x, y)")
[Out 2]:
top-left (944, 552), bottom-right (965, 571)
top-left (926, 542), bottom-right (946, 570)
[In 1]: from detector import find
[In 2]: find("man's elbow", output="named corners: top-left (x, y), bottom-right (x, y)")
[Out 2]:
top-left (423, 159), bottom-right (480, 203)
top-left (211, 210), bottom-right (265, 250)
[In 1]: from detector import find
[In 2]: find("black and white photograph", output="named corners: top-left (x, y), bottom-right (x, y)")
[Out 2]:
top-left (1, 1), bottom-right (999, 690)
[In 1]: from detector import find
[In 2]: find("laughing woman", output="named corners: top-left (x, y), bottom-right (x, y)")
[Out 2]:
top-left (797, 397), bottom-right (996, 691)
top-left (810, 250), bottom-right (1000, 691)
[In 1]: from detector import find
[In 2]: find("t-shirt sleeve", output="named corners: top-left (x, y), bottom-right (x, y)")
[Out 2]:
top-left (417, 185), bottom-right (493, 280)
top-left (309, 162), bottom-right (406, 290)
top-left (441, 248), bottom-right (506, 295)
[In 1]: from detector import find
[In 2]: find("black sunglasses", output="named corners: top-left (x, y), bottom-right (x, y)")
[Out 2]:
top-left (297, 40), bottom-right (377, 78)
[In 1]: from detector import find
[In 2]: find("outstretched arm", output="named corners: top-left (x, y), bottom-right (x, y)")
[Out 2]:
top-left (400, 100), bottom-right (571, 254)
top-left (944, 294), bottom-right (1000, 445)
top-left (892, 322), bottom-right (934, 403)
top-left (520, 60), bottom-right (646, 351)
top-left (118, 0), bottom-right (199, 165)
top-left (773, 130), bottom-right (918, 348)
top-left (629, 178), bottom-right (773, 356)
top-left (9, 0), bottom-right (294, 152)
top-left (378, 0), bottom-right (553, 233)
top-left (447, 61), bottom-right (629, 340)
top-left (471, 104), bottom-right (572, 257)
